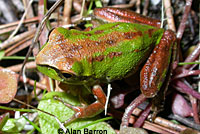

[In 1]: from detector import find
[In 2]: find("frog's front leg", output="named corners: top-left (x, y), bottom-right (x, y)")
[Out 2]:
top-left (121, 30), bottom-right (176, 128)
top-left (54, 85), bottom-right (106, 125)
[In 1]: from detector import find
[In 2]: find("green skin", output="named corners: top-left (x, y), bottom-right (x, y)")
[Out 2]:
top-left (36, 22), bottom-right (164, 86)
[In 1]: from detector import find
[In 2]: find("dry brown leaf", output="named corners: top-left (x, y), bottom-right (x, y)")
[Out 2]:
top-left (0, 68), bottom-right (17, 103)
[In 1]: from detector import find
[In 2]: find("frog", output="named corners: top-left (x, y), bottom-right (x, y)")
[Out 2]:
top-left (35, 7), bottom-right (177, 128)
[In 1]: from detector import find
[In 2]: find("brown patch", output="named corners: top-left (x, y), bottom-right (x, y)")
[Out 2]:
top-left (87, 57), bottom-right (93, 63)
top-left (134, 49), bottom-right (140, 52)
top-left (95, 30), bottom-right (104, 34)
top-left (92, 55), bottom-right (105, 62)
top-left (72, 32), bottom-right (81, 35)
top-left (85, 33), bottom-right (92, 36)
top-left (84, 27), bottom-right (92, 31)
top-left (145, 29), bottom-right (157, 38)
top-left (113, 24), bottom-right (120, 28)
top-left (124, 31), bottom-right (142, 39)
top-left (108, 52), bottom-right (122, 58)
top-left (92, 52), bottom-right (122, 62)
top-left (106, 40), bottom-right (115, 45)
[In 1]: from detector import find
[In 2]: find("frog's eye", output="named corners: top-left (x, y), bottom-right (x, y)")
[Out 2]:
top-left (62, 73), bottom-right (73, 79)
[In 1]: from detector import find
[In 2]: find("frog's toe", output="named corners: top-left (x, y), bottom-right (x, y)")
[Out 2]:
top-left (121, 94), bottom-right (146, 128)
top-left (53, 95), bottom-right (77, 110)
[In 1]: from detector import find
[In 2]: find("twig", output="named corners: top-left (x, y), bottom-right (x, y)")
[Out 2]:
top-left (22, 0), bottom-right (35, 29)
top-left (79, 0), bottom-right (86, 20)
top-left (133, 103), bottom-right (151, 127)
top-left (136, 0), bottom-right (141, 13)
top-left (111, 4), bottom-right (135, 9)
top-left (176, 0), bottom-right (193, 41)
top-left (121, 94), bottom-right (146, 128)
top-left (164, 0), bottom-right (176, 32)
top-left (0, 17), bottom-right (38, 30)
top-left (37, 0), bottom-right (48, 53)
top-left (6, 61), bottom-right (36, 72)
top-left (161, 0), bottom-right (165, 28)
top-left (173, 80), bottom-right (200, 100)
top-left (6, 40), bottom-right (32, 56)
top-left (73, 0), bottom-right (82, 13)
top-left (0, 1), bottom-right (18, 22)
top-left (142, 0), bottom-right (149, 16)
top-left (154, 117), bottom-right (187, 132)
top-left (0, 26), bottom-right (17, 35)
top-left (129, 0), bottom-right (137, 5)
top-left (5, 34), bottom-right (34, 55)
top-left (143, 121), bottom-right (179, 134)
top-left (0, 29), bottom-right (36, 50)
top-left (173, 69), bottom-right (200, 79)
top-left (173, 78), bottom-right (200, 125)
top-left (183, 42), bottom-right (200, 69)
top-left (169, 114), bottom-right (200, 131)
top-left (21, 77), bottom-right (46, 90)
top-left (63, 0), bottom-right (72, 25)
top-left (8, 0), bottom-right (34, 39)
top-left (189, 95), bottom-right (200, 124)
top-left (111, 107), bottom-right (197, 133)
top-left (188, 14), bottom-right (195, 36)
top-left (13, 98), bottom-right (57, 120)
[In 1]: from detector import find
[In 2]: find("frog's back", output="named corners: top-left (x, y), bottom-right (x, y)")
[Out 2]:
top-left (37, 22), bottom-right (164, 81)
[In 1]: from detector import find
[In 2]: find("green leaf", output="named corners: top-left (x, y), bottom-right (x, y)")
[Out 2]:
top-left (94, 0), bottom-right (102, 7)
top-left (1, 56), bottom-right (35, 60)
top-left (0, 113), bottom-right (9, 130)
top-left (2, 116), bottom-right (26, 133)
top-left (38, 92), bottom-right (116, 134)
top-left (0, 50), bottom-right (5, 60)
top-left (178, 61), bottom-right (200, 65)
top-left (0, 105), bottom-right (34, 113)
top-left (22, 115), bottom-right (41, 133)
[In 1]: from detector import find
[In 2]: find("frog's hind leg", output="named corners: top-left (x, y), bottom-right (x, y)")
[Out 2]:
top-left (120, 30), bottom-right (176, 128)
top-left (93, 7), bottom-right (161, 28)
top-left (54, 85), bottom-right (106, 125)
top-left (140, 30), bottom-right (176, 98)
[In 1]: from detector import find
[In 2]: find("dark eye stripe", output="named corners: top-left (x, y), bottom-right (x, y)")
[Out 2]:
top-left (62, 73), bottom-right (72, 78)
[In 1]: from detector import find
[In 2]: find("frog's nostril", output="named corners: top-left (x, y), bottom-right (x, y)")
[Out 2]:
top-left (62, 73), bottom-right (72, 78)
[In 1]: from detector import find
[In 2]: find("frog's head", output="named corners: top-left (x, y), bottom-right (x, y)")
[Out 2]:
top-left (35, 28), bottom-right (95, 85)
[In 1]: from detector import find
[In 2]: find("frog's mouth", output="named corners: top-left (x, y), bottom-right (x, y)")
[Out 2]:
top-left (37, 65), bottom-right (96, 85)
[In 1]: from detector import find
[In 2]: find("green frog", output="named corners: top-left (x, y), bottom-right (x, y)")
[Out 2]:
top-left (35, 7), bottom-right (176, 128)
